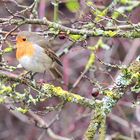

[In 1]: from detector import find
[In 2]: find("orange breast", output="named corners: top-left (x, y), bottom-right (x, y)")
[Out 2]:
top-left (16, 42), bottom-right (35, 59)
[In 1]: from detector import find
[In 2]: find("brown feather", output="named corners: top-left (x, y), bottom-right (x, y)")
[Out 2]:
top-left (45, 48), bottom-right (62, 66)
top-left (35, 39), bottom-right (62, 66)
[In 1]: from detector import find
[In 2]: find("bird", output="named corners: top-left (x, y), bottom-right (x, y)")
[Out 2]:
top-left (16, 31), bottom-right (62, 79)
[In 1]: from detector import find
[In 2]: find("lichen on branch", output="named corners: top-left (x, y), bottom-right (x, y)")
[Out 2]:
top-left (1, 18), bottom-right (140, 38)
top-left (84, 56), bottom-right (140, 140)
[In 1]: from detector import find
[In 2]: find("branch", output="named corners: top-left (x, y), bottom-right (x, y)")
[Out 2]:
top-left (0, 70), bottom-right (97, 109)
top-left (0, 55), bottom-right (139, 139)
top-left (26, 110), bottom-right (71, 140)
top-left (84, 56), bottom-right (140, 140)
top-left (1, 18), bottom-right (140, 38)
top-left (5, 104), bottom-right (71, 140)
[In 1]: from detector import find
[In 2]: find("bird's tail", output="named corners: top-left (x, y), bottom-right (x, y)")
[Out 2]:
top-left (49, 67), bottom-right (63, 79)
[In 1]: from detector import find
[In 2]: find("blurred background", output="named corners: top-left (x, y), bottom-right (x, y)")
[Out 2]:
top-left (0, 0), bottom-right (140, 139)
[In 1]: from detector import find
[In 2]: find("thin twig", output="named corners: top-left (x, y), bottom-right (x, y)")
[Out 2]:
top-left (1, 18), bottom-right (140, 38)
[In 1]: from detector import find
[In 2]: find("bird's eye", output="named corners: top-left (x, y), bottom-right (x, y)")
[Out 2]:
top-left (22, 38), bottom-right (26, 41)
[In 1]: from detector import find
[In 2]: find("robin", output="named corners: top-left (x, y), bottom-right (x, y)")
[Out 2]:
top-left (16, 31), bottom-right (62, 79)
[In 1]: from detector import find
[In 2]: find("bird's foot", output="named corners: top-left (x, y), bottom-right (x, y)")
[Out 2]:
top-left (19, 71), bottom-right (37, 80)
top-left (18, 71), bottom-right (30, 79)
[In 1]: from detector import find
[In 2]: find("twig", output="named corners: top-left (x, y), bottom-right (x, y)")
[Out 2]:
top-left (109, 113), bottom-right (140, 133)
top-left (84, 56), bottom-right (140, 140)
top-left (96, 56), bottom-right (125, 70)
top-left (70, 69), bottom-right (88, 91)
top-left (52, 0), bottom-right (59, 22)
top-left (3, 0), bottom-right (28, 9)
top-left (0, 69), bottom-right (97, 109)
top-left (1, 18), bottom-right (140, 38)
top-left (27, 110), bottom-right (71, 140)
top-left (31, 0), bottom-right (39, 18)
top-left (3, 25), bottom-right (22, 40)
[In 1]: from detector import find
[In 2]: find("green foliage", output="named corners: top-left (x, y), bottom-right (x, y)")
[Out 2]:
top-left (16, 107), bottom-right (28, 113)
top-left (0, 84), bottom-right (12, 95)
top-left (120, 0), bottom-right (130, 4)
top-left (4, 42), bottom-right (14, 53)
top-left (87, 1), bottom-right (108, 22)
top-left (0, 98), bottom-right (5, 103)
top-left (94, 9), bottom-right (108, 22)
top-left (0, 83), bottom-right (12, 104)
top-left (69, 34), bottom-right (81, 41)
top-left (4, 47), bottom-right (13, 53)
top-left (131, 84), bottom-right (140, 93)
top-left (86, 38), bottom-right (110, 70)
top-left (85, 53), bottom-right (95, 70)
top-left (104, 30), bottom-right (117, 37)
top-left (66, 0), bottom-right (80, 13)
top-left (112, 0), bottom-right (140, 19)
top-left (86, 1), bottom-right (93, 7)
top-left (121, 58), bottom-right (140, 94)
top-left (95, 29), bottom-right (104, 36)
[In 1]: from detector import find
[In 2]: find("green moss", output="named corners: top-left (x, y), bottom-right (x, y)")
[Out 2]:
top-left (16, 107), bottom-right (28, 114)
top-left (104, 30), bottom-right (117, 37)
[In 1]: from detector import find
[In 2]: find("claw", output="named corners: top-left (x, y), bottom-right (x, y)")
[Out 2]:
top-left (18, 71), bottom-right (37, 80)
top-left (18, 71), bottom-right (30, 79)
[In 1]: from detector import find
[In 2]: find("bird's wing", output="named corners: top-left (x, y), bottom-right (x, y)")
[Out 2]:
top-left (45, 47), bottom-right (62, 66)
top-left (36, 39), bottom-right (62, 66)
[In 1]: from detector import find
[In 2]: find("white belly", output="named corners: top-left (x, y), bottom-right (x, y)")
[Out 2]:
top-left (19, 55), bottom-right (52, 73)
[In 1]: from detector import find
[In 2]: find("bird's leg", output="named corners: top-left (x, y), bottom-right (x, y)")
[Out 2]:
top-left (50, 63), bottom-right (62, 79)
top-left (30, 72), bottom-right (37, 80)
top-left (19, 70), bottom-right (31, 79)
top-left (19, 71), bottom-right (37, 80)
